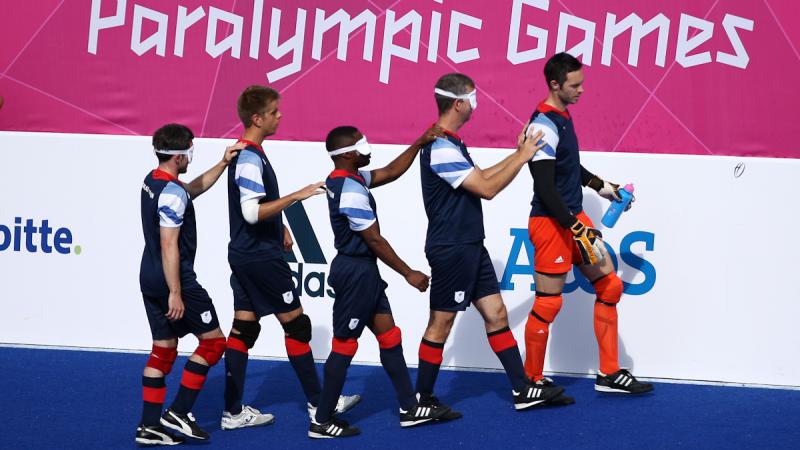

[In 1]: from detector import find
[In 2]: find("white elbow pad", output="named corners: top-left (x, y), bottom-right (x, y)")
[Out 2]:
top-left (241, 198), bottom-right (259, 225)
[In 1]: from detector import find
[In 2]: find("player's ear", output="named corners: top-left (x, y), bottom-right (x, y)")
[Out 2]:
top-left (549, 79), bottom-right (560, 91)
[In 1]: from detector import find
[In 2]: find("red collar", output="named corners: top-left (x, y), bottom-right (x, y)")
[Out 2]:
top-left (238, 138), bottom-right (264, 154)
top-left (431, 123), bottom-right (462, 142)
top-left (537, 102), bottom-right (570, 119)
top-left (329, 169), bottom-right (364, 183)
top-left (152, 168), bottom-right (178, 182)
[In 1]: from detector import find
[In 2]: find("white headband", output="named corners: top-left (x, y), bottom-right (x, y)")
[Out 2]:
top-left (154, 145), bottom-right (194, 155)
top-left (328, 137), bottom-right (372, 156)
top-left (434, 88), bottom-right (477, 109)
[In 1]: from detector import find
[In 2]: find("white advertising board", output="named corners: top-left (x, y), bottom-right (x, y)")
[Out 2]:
top-left (1, 131), bottom-right (798, 386)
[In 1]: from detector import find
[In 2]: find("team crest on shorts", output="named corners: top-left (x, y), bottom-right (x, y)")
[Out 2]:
top-left (201, 311), bottom-right (212, 324)
top-left (348, 318), bottom-right (360, 330)
top-left (454, 291), bottom-right (465, 303)
top-left (282, 291), bottom-right (293, 304)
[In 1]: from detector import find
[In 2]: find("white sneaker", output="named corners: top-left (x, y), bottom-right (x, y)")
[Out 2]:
top-left (307, 394), bottom-right (362, 420)
top-left (221, 405), bottom-right (275, 430)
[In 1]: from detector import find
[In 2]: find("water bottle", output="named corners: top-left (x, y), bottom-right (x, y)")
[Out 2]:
top-left (601, 184), bottom-right (634, 228)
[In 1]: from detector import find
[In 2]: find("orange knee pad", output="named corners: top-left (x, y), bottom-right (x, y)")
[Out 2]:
top-left (593, 273), bottom-right (623, 306)
top-left (531, 293), bottom-right (563, 323)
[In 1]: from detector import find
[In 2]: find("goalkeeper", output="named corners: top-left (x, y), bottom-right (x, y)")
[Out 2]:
top-left (523, 53), bottom-right (654, 400)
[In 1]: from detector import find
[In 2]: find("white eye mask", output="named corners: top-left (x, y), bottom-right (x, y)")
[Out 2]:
top-left (434, 87), bottom-right (477, 110)
top-left (154, 146), bottom-right (194, 163)
top-left (328, 137), bottom-right (373, 156)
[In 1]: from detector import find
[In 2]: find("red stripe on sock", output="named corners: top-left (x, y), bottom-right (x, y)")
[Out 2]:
top-left (181, 370), bottom-right (207, 390)
top-left (332, 337), bottom-right (359, 356)
top-left (227, 336), bottom-right (248, 354)
top-left (418, 342), bottom-right (443, 365)
top-left (376, 327), bottom-right (402, 349)
top-left (143, 386), bottom-right (166, 404)
top-left (488, 330), bottom-right (517, 353)
top-left (285, 337), bottom-right (311, 356)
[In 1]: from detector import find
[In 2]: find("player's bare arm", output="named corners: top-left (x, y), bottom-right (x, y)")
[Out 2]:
top-left (185, 143), bottom-right (245, 198)
top-left (358, 223), bottom-right (429, 292)
top-left (476, 126), bottom-right (540, 178)
top-left (461, 126), bottom-right (544, 200)
top-left (369, 125), bottom-right (445, 188)
top-left (243, 181), bottom-right (326, 224)
top-left (159, 226), bottom-right (184, 321)
top-left (282, 226), bottom-right (294, 252)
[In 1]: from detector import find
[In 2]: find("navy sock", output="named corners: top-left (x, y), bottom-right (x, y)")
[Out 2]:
top-left (488, 327), bottom-right (528, 391)
top-left (141, 376), bottom-right (166, 426)
top-left (380, 344), bottom-right (416, 410)
top-left (415, 338), bottom-right (444, 399)
top-left (286, 337), bottom-right (321, 406)
top-left (314, 351), bottom-right (353, 423)
top-left (223, 336), bottom-right (249, 415)
top-left (170, 360), bottom-right (209, 414)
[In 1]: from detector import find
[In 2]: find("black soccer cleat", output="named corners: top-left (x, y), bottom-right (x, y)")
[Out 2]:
top-left (533, 377), bottom-right (576, 406)
top-left (399, 402), bottom-right (451, 428)
top-left (160, 409), bottom-right (209, 440)
top-left (513, 382), bottom-right (564, 410)
top-left (308, 417), bottom-right (361, 439)
top-left (595, 369), bottom-right (654, 394)
top-left (417, 393), bottom-right (463, 421)
top-left (135, 424), bottom-right (185, 446)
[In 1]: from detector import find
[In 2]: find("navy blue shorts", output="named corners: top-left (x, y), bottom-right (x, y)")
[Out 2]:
top-left (143, 283), bottom-right (220, 340)
top-left (328, 255), bottom-right (392, 339)
top-left (426, 243), bottom-right (500, 312)
top-left (230, 259), bottom-right (301, 317)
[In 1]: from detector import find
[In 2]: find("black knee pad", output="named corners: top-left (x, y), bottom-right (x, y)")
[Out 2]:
top-left (281, 314), bottom-right (312, 343)
top-left (232, 319), bottom-right (261, 349)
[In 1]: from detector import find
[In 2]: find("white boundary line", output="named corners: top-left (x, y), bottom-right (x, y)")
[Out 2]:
top-left (3, 342), bottom-right (798, 391)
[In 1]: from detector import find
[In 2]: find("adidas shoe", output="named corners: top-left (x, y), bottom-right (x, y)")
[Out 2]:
top-left (308, 417), bottom-right (360, 439)
top-left (307, 394), bottom-right (362, 421)
top-left (160, 409), bottom-right (208, 440)
top-left (221, 405), bottom-right (275, 430)
top-left (534, 377), bottom-right (576, 406)
top-left (513, 383), bottom-right (564, 410)
top-left (417, 393), bottom-right (463, 421)
top-left (595, 369), bottom-right (654, 394)
top-left (135, 424), bottom-right (184, 446)
top-left (399, 402), bottom-right (451, 427)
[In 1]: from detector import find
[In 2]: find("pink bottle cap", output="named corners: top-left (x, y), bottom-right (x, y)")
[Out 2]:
top-left (623, 184), bottom-right (634, 193)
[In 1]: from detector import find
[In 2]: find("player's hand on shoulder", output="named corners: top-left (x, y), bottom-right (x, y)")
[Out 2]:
top-left (405, 270), bottom-right (430, 292)
top-left (295, 182), bottom-right (326, 201)
top-left (517, 124), bottom-right (545, 161)
top-left (416, 125), bottom-right (446, 146)
top-left (223, 142), bottom-right (247, 164)
top-left (166, 292), bottom-right (185, 321)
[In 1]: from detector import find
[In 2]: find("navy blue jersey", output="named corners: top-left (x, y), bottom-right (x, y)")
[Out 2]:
top-left (325, 169), bottom-right (377, 258)
top-left (227, 140), bottom-right (284, 265)
top-left (527, 103), bottom-right (584, 217)
top-left (420, 132), bottom-right (484, 250)
top-left (139, 169), bottom-right (199, 297)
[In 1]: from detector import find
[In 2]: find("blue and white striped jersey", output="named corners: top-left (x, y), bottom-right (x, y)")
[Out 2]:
top-left (526, 103), bottom-right (584, 217)
top-left (139, 169), bottom-right (199, 296)
top-left (420, 132), bottom-right (485, 250)
top-left (227, 140), bottom-right (285, 265)
top-left (325, 169), bottom-right (377, 258)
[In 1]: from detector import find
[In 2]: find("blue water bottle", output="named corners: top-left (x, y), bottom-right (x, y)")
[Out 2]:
top-left (601, 184), bottom-right (634, 228)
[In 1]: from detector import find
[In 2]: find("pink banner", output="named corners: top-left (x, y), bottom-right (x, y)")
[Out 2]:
top-left (1, 0), bottom-right (798, 158)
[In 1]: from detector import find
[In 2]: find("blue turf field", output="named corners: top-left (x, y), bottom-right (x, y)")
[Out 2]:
top-left (1, 346), bottom-right (798, 449)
